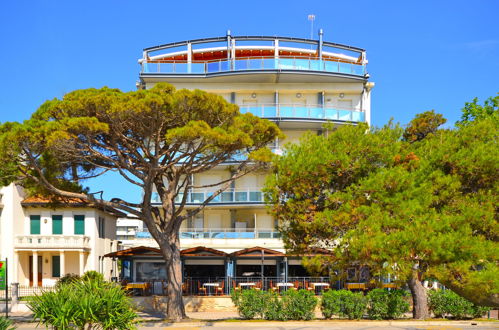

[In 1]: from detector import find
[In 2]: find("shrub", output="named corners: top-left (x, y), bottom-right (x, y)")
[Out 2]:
top-left (428, 290), bottom-right (491, 319)
top-left (281, 289), bottom-right (318, 320)
top-left (230, 288), bottom-right (266, 319)
top-left (0, 316), bottom-right (15, 330)
top-left (81, 270), bottom-right (104, 283)
top-left (321, 289), bottom-right (366, 320)
top-left (231, 289), bottom-right (318, 320)
top-left (55, 273), bottom-right (81, 288)
top-left (366, 289), bottom-right (410, 320)
top-left (29, 278), bottom-right (137, 329)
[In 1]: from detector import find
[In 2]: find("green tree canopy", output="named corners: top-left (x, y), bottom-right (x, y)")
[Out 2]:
top-left (266, 105), bottom-right (498, 318)
top-left (0, 83), bottom-right (282, 320)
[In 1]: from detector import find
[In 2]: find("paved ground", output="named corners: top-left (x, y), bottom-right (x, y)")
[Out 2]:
top-left (7, 311), bottom-right (499, 330)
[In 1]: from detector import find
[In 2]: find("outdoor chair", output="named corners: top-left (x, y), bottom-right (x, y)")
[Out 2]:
top-left (197, 281), bottom-right (207, 296)
top-left (216, 281), bottom-right (225, 295)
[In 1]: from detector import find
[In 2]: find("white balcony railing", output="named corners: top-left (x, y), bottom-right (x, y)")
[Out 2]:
top-left (151, 188), bottom-right (264, 205)
top-left (238, 103), bottom-right (365, 122)
top-left (181, 228), bottom-right (281, 239)
top-left (15, 235), bottom-right (91, 249)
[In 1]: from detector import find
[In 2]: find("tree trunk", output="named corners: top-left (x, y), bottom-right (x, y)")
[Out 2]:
top-left (407, 270), bottom-right (429, 319)
top-left (160, 232), bottom-right (187, 321)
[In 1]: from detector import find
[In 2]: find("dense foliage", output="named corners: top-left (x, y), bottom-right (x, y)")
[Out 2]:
top-left (428, 290), bottom-right (491, 319)
top-left (0, 316), bottom-right (15, 330)
top-left (29, 274), bottom-right (137, 329)
top-left (0, 83), bottom-right (281, 320)
top-left (366, 289), bottom-right (410, 320)
top-left (265, 95), bottom-right (499, 318)
top-left (230, 289), bottom-right (318, 320)
top-left (321, 290), bottom-right (366, 319)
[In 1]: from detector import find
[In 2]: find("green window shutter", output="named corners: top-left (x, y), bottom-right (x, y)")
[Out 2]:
top-left (52, 215), bottom-right (63, 235)
top-left (30, 215), bottom-right (41, 235)
top-left (74, 215), bottom-right (85, 235)
top-left (52, 256), bottom-right (60, 277)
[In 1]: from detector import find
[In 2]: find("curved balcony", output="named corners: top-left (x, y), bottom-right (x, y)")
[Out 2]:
top-left (238, 104), bottom-right (365, 122)
top-left (142, 56), bottom-right (365, 76)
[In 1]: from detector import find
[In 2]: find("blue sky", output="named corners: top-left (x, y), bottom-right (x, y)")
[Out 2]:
top-left (1, 0), bottom-right (498, 202)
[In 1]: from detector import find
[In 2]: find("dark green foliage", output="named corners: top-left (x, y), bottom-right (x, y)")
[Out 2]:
top-left (230, 288), bottom-right (266, 319)
top-left (281, 289), bottom-right (318, 320)
top-left (230, 289), bottom-right (318, 320)
top-left (0, 316), bottom-right (15, 330)
top-left (29, 277), bottom-right (137, 329)
top-left (321, 289), bottom-right (366, 320)
top-left (366, 289), bottom-right (410, 320)
top-left (55, 273), bottom-right (81, 288)
top-left (428, 290), bottom-right (491, 319)
top-left (81, 270), bottom-right (104, 283)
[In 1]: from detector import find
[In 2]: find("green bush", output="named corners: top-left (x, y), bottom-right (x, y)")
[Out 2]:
top-left (29, 278), bottom-right (137, 329)
top-left (281, 289), bottom-right (318, 320)
top-left (0, 316), bottom-right (15, 330)
top-left (55, 273), bottom-right (81, 288)
top-left (230, 288), bottom-right (266, 319)
top-left (81, 270), bottom-right (104, 283)
top-left (231, 289), bottom-right (318, 320)
top-left (428, 290), bottom-right (491, 319)
top-left (366, 289), bottom-right (410, 320)
top-left (321, 289), bottom-right (366, 320)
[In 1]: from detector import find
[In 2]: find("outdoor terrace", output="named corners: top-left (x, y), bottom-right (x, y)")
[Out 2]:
top-left (139, 33), bottom-right (368, 81)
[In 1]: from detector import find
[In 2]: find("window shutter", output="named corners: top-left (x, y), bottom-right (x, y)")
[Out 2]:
top-left (52, 215), bottom-right (63, 235)
top-left (52, 256), bottom-right (60, 277)
top-left (74, 215), bottom-right (85, 235)
top-left (30, 215), bottom-right (41, 235)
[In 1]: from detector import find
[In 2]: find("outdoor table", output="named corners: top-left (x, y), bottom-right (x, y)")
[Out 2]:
top-left (345, 283), bottom-right (367, 290)
top-left (311, 282), bottom-right (330, 295)
top-left (276, 282), bottom-right (294, 292)
top-left (203, 282), bottom-right (220, 295)
top-left (125, 282), bottom-right (149, 296)
top-left (238, 282), bottom-right (256, 290)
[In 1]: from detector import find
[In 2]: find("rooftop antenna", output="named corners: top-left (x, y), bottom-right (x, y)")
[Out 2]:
top-left (308, 14), bottom-right (315, 40)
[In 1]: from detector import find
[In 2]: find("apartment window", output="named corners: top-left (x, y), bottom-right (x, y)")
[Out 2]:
top-left (98, 217), bottom-right (105, 238)
top-left (74, 215), bottom-right (85, 235)
top-left (52, 215), bottom-right (63, 235)
top-left (52, 256), bottom-right (60, 277)
top-left (30, 215), bottom-right (41, 235)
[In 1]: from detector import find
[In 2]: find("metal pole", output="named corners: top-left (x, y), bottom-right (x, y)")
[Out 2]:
top-left (5, 257), bottom-right (8, 318)
top-left (261, 249), bottom-right (264, 289)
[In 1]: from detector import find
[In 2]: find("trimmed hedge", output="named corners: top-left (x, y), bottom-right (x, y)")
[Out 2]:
top-left (230, 288), bottom-right (318, 320)
top-left (428, 290), bottom-right (491, 319)
top-left (366, 289), bottom-right (410, 320)
top-left (321, 289), bottom-right (366, 319)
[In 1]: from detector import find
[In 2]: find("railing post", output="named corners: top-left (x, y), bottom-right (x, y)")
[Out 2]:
top-left (11, 283), bottom-right (19, 305)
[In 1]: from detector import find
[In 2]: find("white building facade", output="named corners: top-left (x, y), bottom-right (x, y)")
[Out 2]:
top-left (113, 32), bottom-right (374, 288)
top-left (0, 184), bottom-right (121, 286)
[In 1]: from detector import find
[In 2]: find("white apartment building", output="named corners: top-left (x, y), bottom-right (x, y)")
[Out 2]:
top-left (0, 184), bottom-right (122, 286)
top-left (108, 31), bottom-right (374, 292)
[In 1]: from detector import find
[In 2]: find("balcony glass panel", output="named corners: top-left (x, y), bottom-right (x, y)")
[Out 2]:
top-left (248, 59), bottom-right (262, 70)
top-left (325, 108), bottom-right (339, 120)
top-left (190, 192), bottom-right (204, 203)
top-left (294, 107), bottom-right (309, 118)
top-left (263, 58), bottom-right (276, 69)
top-left (190, 63), bottom-right (205, 73)
top-left (235, 191), bottom-right (248, 202)
top-left (278, 58), bottom-right (295, 70)
top-left (249, 191), bottom-right (262, 202)
top-left (324, 61), bottom-right (339, 73)
top-left (279, 106), bottom-right (294, 117)
top-left (207, 61), bottom-right (221, 73)
top-left (234, 59), bottom-right (249, 70)
top-left (338, 110), bottom-right (353, 121)
top-left (221, 191), bottom-right (233, 202)
top-left (174, 63), bottom-right (189, 73)
top-left (159, 63), bottom-right (174, 73)
top-left (263, 106), bottom-right (278, 117)
top-left (309, 107), bottom-right (323, 119)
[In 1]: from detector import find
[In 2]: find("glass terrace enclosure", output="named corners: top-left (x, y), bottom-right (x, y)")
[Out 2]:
top-left (139, 33), bottom-right (368, 78)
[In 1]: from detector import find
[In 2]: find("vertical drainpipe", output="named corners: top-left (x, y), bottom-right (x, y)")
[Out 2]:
top-left (274, 91), bottom-right (279, 116)
top-left (318, 29), bottom-right (323, 69)
top-left (187, 42), bottom-right (192, 73)
top-left (227, 30), bottom-right (232, 70)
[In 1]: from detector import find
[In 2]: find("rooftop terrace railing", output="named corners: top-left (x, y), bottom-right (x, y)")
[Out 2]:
top-left (179, 228), bottom-right (281, 239)
top-left (151, 188), bottom-right (264, 205)
top-left (141, 56), bottom-right (365, 76)
top-left (238, 103), bottom-right (365, 122)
